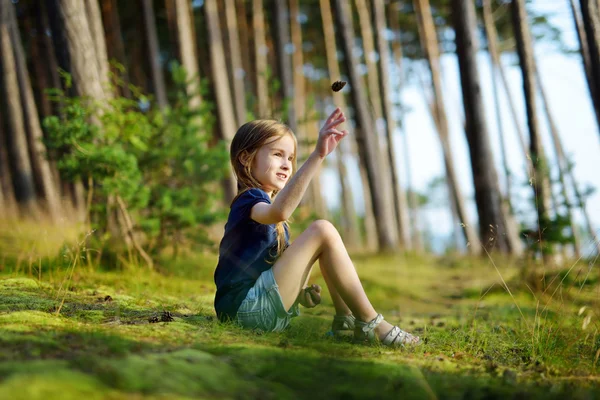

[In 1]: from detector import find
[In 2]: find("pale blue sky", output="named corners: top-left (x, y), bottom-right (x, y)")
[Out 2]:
top-left (320, 1), bottom-right (600, 253)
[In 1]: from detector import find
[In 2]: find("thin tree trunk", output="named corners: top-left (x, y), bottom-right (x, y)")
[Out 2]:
top-left (9, 3), bottom-right (62, 222)
top-left (84, 0), bottom-right (111, 91)
top-left (413, 0), bottom-right (481, 254)
top-left (579, 0), bottom-right (600, 140)
top-left (253, 0), bottom-right (269, 117)
top-left (290, 0), bottom-right (314, 209)
top-left (205, 0), bottom-right (239, 203)
top-left (142, 0), bottom-right (168, 109)
top-left (0, 0), bottom-right (38, 216)
top-left (173, 0), bottom-right (201, 109)
top-left (512, 0), bottom-right (553, 256)
top-left (452, 0), bottom-right (510, 253)
top-left (100, 0), bottom-right (132, 98)
top-left (373, 0), bottom-right (411, 249)
top-left (225, 0), bottom-right (247, 126)
top-left (570, 0), bottom-right (600, 133)
top-left (319, 0), bottom-right (361, 250)
top-left (482, 0), bottom-right (524, 256)
top-left (0, 109), bottom-right (18, 218)
top-left (273, 0), bottom-right (297, 133)
top-left (354, 0), bottom-right (383, 121)
top-left (236, 0), bottom-right (253, 95)
top-left (535, 66), bottom-right (585, 257)
top-left (388, 1), bottom-right (423, 252)
top-left (335, 0), bottom-right (399, 252)
top-left (354, 0), bottom-right (401, 248)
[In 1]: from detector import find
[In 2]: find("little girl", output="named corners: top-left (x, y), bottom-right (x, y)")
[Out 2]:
top-left (213, 108), bottom-right (420, 347)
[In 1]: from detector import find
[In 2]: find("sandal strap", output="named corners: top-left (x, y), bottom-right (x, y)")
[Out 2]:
top-left (381, 326), bottom-right (420, 347)
top-left (355, 313), bottom-right (384, 334)
top-left (332, 314), bottom-right (356, 331)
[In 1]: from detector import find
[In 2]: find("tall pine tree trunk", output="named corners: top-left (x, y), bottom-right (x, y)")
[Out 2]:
top-left (570, 0), bottom-right (600, 133)
top-left (172, 0), bottom-right (201, 108)
top-left (512, 0), bottom-right (553, 256)
top-left (579, 0), bottom-right (600, 140)
top-left (224, 0), bottom-right (246, 126)
top-left (413, 0), bottom-right (481, 254)
top-left (100, 0), bottom-right (131, 98)
top-left (482, 0), bottom-right (524, 256)
top-left (205, 0), bottom-right (239, 202)
top-left (252, 0), bottom-right (269, 118)
top-left (0, 0), bottom-right (38, 217)
top-left (354, 0), bottom-right (401, 248)
top-left (9, 2), bottom-right (62, 222)
top-left (389, 1), bottom-right (423, 252)
top-left (0, 105), bottom-right (18, 218)
top-left (452, 0), bottom-right (511, 253)
top-left (373, 0), bottom-right (411, 249)
top-left (319, 0), bottom-right (362, 250)
top-left (273, 0), bottom-right (297, 134)
top-left (141, 0), bottom-right (168, 109)
top-left (84, 0), bottom-right (111, 91)
top-left (335, 0), bottom-right (399, 252)
top-left (236, 0), bottom-right (253, 95)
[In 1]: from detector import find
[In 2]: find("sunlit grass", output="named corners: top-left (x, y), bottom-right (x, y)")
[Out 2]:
top-left (1, 224), bottom-right (600, 398)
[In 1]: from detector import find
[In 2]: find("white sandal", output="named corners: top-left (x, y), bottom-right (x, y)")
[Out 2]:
top-left (354, 313), bottom-right (421, 347)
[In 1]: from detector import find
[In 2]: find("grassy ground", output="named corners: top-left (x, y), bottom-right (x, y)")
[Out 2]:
top-left (1, 241), bottom-right (600, 399)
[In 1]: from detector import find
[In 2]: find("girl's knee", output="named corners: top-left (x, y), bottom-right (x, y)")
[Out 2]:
top-left (309, 219), bottom-right (339, 243)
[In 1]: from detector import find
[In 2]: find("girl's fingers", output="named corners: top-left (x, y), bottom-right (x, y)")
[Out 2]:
top-left (326, 108), bottom-right (341, 124)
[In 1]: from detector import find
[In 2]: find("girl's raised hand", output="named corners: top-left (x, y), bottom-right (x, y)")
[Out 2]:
top-left (315, 107), bottom-right (348, 158)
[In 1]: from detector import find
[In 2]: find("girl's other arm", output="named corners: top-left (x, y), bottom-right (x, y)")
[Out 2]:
top-left (251, 108), bottom-right (348, 224)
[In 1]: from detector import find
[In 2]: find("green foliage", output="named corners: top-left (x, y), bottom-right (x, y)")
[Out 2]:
top-left (43, 64), bottom-right (229, 259)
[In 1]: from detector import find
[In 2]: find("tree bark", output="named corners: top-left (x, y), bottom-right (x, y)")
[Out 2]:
top-left (388, 1), bottom-right (423, 252)
top-left (224, 0), bottom-right (247, 126)
top-left (205, 0), bottom-right (239, 203)
top-left (335, 0), bottom-right (399, 252)
top-left (100, 0), bottom-right (132, 98)
top-left (579, 0), bottom-right (600, 140)
top-left (84, 0), bottom-right (111, 91)
top-left (236, 0), bottom-right (253, 95)
top-left (512, 0), bottom-right (553, 255)
top-left (0, 0), bottom-right (38, 216)
top-left (482, 0), bottom-right (524, 256)
top-left (570, 0), bottom-right (600, 134)
top-left (0, 106), bottom-right (18, 218)
top-left (373, 0), bottom-right (411, 249)
top-left (47, 0), bottom-right (110, 102)
top-left (9, 2), bottom-right (63, 222)
top-left (142, 0), bottom-right (168, 109)
top-left (413, 0), bottom-right (481, 254)
top-left (173, 0), bottom-right (201, 109)
top-left (252, 0), bottom-right (269, 117)
top-left (452, 0), bottom-right (510, 253)
top-left (319, 0), bottom-right (362, 250)
top-left (273, 0), bottom-right (297, 133)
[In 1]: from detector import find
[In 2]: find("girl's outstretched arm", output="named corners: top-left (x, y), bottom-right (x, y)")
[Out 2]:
top-left (251, 108), bottom-right (348, 224)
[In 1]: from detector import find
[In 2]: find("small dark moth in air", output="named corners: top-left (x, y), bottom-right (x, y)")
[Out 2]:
top-left (331, 81), bottom-right (347, 92)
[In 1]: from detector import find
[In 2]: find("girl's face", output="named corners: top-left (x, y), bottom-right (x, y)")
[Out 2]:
top-left (251, 134), bottom-right (295, 196)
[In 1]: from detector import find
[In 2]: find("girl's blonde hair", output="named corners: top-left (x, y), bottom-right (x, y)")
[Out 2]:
top-left (230, 120), bottom-right (298, 260)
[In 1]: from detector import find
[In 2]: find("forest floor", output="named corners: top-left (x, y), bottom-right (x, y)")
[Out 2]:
top-left (1, 240), bottom-right (600, 399)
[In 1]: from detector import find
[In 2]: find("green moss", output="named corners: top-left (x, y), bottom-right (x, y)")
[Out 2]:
top-left (0, 369), bottom-right (111, 400)
top-left (0, 253), bottom-right (599, 398)
top-left (85, 349), bottom-right (256, 398)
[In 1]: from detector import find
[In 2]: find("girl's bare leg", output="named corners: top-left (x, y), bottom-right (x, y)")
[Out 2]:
top-left (320, 264), bottom-right (352, 316)
top-left (272, 220), bottom-right (393, 337)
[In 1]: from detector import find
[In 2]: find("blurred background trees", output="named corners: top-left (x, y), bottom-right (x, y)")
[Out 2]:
top-left (0, 0), bottom-right (599, 267)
